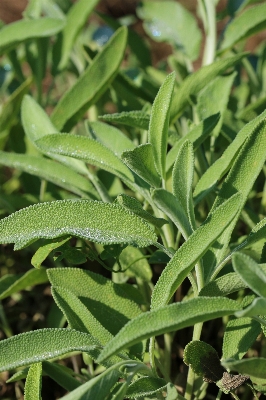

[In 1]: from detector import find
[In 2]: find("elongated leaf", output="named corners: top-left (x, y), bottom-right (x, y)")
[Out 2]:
top-left (115, 194), bottom-right (167, 228)
top-left (59, 0), bottom-right (99, 69)
top-left (222, 317), bottom-right (261, 360)
top-left (172, 140), bottom-right (195, 228)
top-left (234, 297), bottom-right (266, 318)
top-left (240, 217), bottom-right (266, 250)
top-left (206, 119), bottom-right (266, 273)
top-left (152, 189), bottom-right (192, 239)
top-left (36, 133), bottom-right (134, 182)
top-left (99, 110), bottom-right (150, 130)
top-left (0, 78), bottom-right (32, 133)
top-left (0, 328), bottom-right (99, 372)
top-left (51, 286), bottom-right (113, 344)
top-left (0, 199), bottom-right (157, 250)
top-left (24, 363), bottom-right (42, 400)
top-left (119, 246), bottom-right (152, 282)
top-left (222, 358), bottom-right (266, 385)
top-left (194, 109), bottom-right (266, 201)
top-left (87, 121), bottom-right (135, 157)
top-left (199, 272), bottom-right (247, 297)
top-left (166, 113), bottom-right (220, 173)
top-left (221, 3), bottom-right (266, 51)
top-left (0, 18), bottom-right (65, 55)
top-left (97, 297), bottom-right (241, 363)
top-left (21, 95), bottom-right (89, 176)
top-left (151, 192), bottom-right (241, 309)
top-left (48, 268), bottom-right (142, 335)
top-left (51, 26), bottom-right (128, 130)
top-left (196, 73), bottom-right (236, 136)
top-left (126, 377), bottom-right (167, 398)
top-left (122, 144), bottom-right (161, 187)
top-left (137, 1), bottom-right (201, 61)
top-left (170, 53), bottom-right (247, 122)
top-left (148, 72), bottom-right (175, 178)
top-left (0, 268), bottom-right (47, 300)
top-left (232, 252), bottom-right (266, 298)
top-left (42, 361), bottom-right (81, 391)
top-left (60, 365), bottom-right (121, 400)
top-left (0, 151), bottom-right (98, 199)
top-left (31, 237), bottom-right (70, 269)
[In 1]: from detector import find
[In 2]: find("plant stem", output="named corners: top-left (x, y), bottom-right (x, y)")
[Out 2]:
top-left (201, 0), bottom-right (216, 66)
top-left (184, 322), bottom-right (203, 399)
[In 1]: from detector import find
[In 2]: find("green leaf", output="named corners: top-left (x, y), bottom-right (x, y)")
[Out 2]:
top-left (21, 95), bottom-right (88, 176)
top-left (51, 286), bottom-right (113, 344)
top-left (0, 17), bottom-right (65, 55)
top-left (24, 363), bottom-right (42, 400)
top-left (0, 268), bottom-right (48, 300)
top-left (42, 361), bottom-right (81, 391)
top-left (126, 377), bottom-right (167, 398)
top-left (151, 192), bottom-right (241, 309)
top-left (0, 78), bottom-right (32, 135)
top-left (0, 199), bottom-right (157, 250)
top-left (148, 72), bottom-right (175, 178)
top-left (122, 144), bottom-right (161, 187)
top-left (36, 133), bottom-right (134, 182)
top-left (31, 237), bottom-right (70, 268)
top-left (59, 364), bottom-right (121, 400)
top-left (166, 113), bottom-right (220, 173)
top-left (222, 317), bottom-right (261, 360)
top-left (221, 358), bottom-right (266, 385)
top-left (232, 252), bottom-right (266, 298)
top-left (170, 53), bottom-right (247, 122)
top-left (97, 297), bottom-right (241, 363)
top-left (207, 119), bottom-right (266, 272)
top-left (172, 140), bottom-right (195, 228)
top-left (137, 1), bottom-right (201, 61)
top-left (99, 111), bottom-right (150, 130)
top-left (115, 194), bottom-right (167, 228)
top-left (0, 151), bottom-right (99, 199)
top-left (87, 121), bottom-right (135, 157)
top-left (152, 189), bottom-right (192, 240)
top-left (240, 217), bottom-right (266, 250)
top-left (51, 26), bottom-right (128, 131)
top-left (234, 297), bottom-right (266, 318)
top-left (59, 0), bottom-right (99, 69)
top-left (183, 340), bottom-right (224, 381)
top-left (119, 246), bottom-right (152, 282)
top-left (199, 272), bottom-right (247, 297)
top-left (194, 108), bottom-right (266, 202)
top-left (48, 268), bottom-right (142, 336)
top-left (196, 73), bottom-right (236, 136)
top-left (0, 328), bottom-right (99, 372)
top-left (220, 3), bottom-right (266, 51)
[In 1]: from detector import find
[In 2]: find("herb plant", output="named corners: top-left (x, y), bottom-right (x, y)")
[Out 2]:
top-left (0, 1), bottom-right (266, 399)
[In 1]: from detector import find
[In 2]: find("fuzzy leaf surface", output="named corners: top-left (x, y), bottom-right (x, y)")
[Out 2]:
top-left (232, 252), bottom-right (266, 298)
top-left (0, 199), bottom-right (157, 250)
top-left (51, 26), bottom-right (127, 130)
top-left (166, 113), bottom-right (220, 173)
top-left (24, 363), bottom-right (42, 400)
top-left (99, 111), bottom-right (150, 130)
top-left (36, 133), bottom-right (134, 182)
top-left (88, 121), bottom-right (135, 157)
top-left (126, 377), bottom-right (167, 398)
top-left (42, 361), bottom-right (81, 391)
top-left (234, 297), bottom-right (266, 318)
top-left (0, 328), bottom-right (98, 372)
top-left (148, 72), bottom-right (175, 178)
top-left (194, 109), bottom-right (266, 202)
top-left (122, 144), bottom-right (161, 187)
top-left (151, 193), bottom-right (241, 309)
top-left (97, 297), bottom-right (241, 363)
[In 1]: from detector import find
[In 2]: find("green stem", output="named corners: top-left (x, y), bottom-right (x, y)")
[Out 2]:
top-left (201, 0), bottom-right (216, 66)
top-left (86, 169), bottom-right (112, 203)
top-left (39, 179), bottom-right (47, 202)
top-left (184, 322), bottom-right (203, 399)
